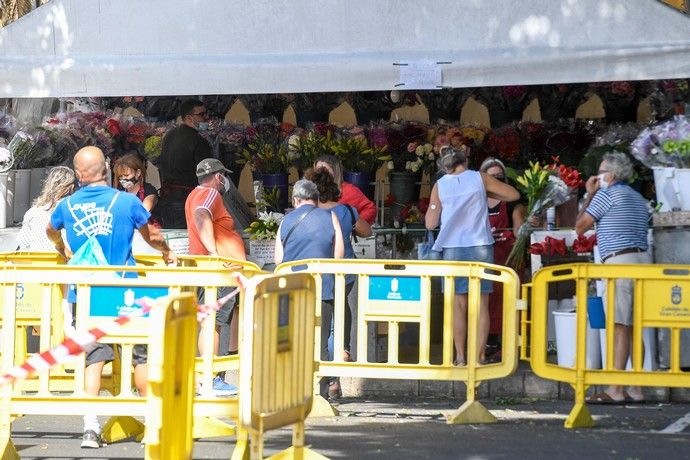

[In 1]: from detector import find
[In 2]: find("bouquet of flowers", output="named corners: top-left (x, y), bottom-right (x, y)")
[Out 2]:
top-left (210, 122), bottom-right (247, 172)
top-left (648, 79), bottom-right (689, 119)
top-left (379, 122), bottom-right (430, 173)
top-left (245, 211), bottom-right (284, 240)
top-left (487, 125), bottom-right (521, 163)
top-left (506, 158), bottom-right (583, 270)
top-left (7, 131), bottom-right (31, 169)
top-left (0, 141), bottom-right (12, 172)
top-left (403, 141), bottom-right (436, 175)
top-left (630, 115), bottom-right (690, 168)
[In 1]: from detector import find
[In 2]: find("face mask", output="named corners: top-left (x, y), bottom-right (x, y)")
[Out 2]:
top-left (221, 175), bottom-right (230, 194)
top-left (119, 177), bottom-right (137, 190)
top-left (598, 173), bottom-right (609, 189)
top-left (197, 121), bottom-right (209, 131)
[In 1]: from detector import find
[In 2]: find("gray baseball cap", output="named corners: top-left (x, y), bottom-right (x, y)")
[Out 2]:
top-left (196, 158), bottom-right (233, 178)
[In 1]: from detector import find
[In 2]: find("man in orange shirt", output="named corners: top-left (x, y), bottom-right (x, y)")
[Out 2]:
top-left (185, 158), bottom-right (246, 394)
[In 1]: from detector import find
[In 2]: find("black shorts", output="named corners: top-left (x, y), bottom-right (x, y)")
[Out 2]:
top-left (197, 286), bottom-right (238, 326)
top-left (84, 343), bottom-right (147, 367)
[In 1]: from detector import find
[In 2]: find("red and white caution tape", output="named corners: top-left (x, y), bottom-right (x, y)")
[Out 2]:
top-left (0, 273), bottom-right (252, 386)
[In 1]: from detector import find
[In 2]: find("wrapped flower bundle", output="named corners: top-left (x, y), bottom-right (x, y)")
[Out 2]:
top-left (506, 158), bottom-right (583, 270)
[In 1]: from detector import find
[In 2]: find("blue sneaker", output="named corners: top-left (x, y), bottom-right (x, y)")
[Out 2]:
top-left (212, 376), bottom-right (238, 396)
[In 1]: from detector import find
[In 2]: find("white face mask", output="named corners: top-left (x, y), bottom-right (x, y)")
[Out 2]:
top-left (221, 175), bottom-right (230, 194)
top-left (598, 173), bottom-right (610, 189)
top-left (197, 121), bottom-right (209, 131)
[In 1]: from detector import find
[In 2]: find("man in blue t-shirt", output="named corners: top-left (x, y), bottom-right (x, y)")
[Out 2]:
top-left (46, 146), bottom-right (176, 449)
top-left (576, 151), bottom-right (650, 405)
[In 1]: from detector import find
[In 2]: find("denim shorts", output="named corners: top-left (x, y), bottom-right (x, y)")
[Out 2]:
top-left (441, 245), bottom-right (494, 294)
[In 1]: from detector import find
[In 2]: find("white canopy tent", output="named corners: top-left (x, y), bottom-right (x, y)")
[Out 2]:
top-left (1, 0), bottom-right (689, 97)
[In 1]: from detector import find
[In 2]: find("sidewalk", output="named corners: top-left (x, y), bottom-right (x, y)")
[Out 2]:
top-left (10, 398), bottom-right (690, 459)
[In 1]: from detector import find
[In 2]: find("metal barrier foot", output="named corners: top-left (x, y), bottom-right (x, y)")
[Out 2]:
top-left (564, 402), bottom-right (594, 429)
top-left (231, 428), bottom-right (250, 460)
top-left (101, 416), bottom-right (145, 443)
top-left (266, 446), bottom-right (329, 460)
top-left (307, 395), bottom-right (339, 418)
top-left (446, 400), bottom-right (496, 425)
top-left (193, 416), bottom-right (236, 439)
top-left (1, 439), bottom-right (20, 460)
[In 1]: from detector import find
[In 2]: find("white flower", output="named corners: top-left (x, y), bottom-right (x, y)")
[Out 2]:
top-left (409, 161), bottom-right (420, 173)
top-left (0, 146), bottom-right (12, 168)
top-left (415, 146), bottom-right (424, 156)
top-left (423, 143), bottom-right (433, 154)
top-left (387, 161), bottom-right (394, 170)
top-left (287, 134), bottom-right (300, 153)
top-left (427, 152), bottom-right (435, 161)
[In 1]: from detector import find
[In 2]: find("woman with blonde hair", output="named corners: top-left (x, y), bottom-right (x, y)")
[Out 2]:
top-left (17, 166), bottom-right (76, 251)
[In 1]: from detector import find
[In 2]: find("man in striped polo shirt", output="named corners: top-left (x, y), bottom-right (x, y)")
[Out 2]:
top-left (576, 151), bottom-right (651, 405)
top-left (185, 158), bottom-right (246, 395)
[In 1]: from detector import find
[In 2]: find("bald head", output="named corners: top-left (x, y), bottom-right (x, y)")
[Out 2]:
top-left (74, 146), bottom-right (107, 185)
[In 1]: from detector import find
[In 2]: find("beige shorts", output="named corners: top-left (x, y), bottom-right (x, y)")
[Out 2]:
top-left (603, 251), bottom-right (651, 326)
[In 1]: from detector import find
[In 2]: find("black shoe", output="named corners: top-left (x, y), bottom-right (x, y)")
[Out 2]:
top-left (81, 430), bottom-right (103, 449)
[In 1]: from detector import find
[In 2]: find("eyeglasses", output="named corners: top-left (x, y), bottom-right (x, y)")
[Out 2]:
top-left (490, 175), bottom-right (505, 181)
top-left (191, 111), bottom-right (207, 118)
top-left (598, 169), bottom-right (609, 174)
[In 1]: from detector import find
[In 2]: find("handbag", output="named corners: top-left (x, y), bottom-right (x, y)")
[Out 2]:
top-left (417, 230), bottom-right (442, 260)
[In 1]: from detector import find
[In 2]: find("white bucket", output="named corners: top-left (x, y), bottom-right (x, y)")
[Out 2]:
top-left (29, 167), bottom-right (47, 204)
top-left (12, 168), bottom-right (31, 224)
top-left (0, 171), bottom-right (15, 228)
top-left (553, 311), bottom-right (601, 368)
top-left (652, 167), bottom-right (690, 212)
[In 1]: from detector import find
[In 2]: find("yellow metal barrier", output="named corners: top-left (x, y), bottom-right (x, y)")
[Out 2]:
top-left (0, 293), bottom-right (198, 460)
top-left (531, 263), bottom-right (690, 428)
top-left (144, 293), bottom-right (198, 460)
top-left (0, 258), bottom-right (262, 443)
top-left (232, 273), bottom-right (326, 460)
top-left (519, 282), bottom-right (532, 361)
top-left (275, 258), bottom-right (520, 424)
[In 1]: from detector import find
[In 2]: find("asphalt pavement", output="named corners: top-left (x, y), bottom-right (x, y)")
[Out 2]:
top-left (9, 397), bottom-right (690, 459)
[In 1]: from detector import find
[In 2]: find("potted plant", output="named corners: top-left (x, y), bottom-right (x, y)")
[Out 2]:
top-left (288, 128), bottom-right (333, 174)
top-left (238, 121), bottom-right (292, 212)
top-left (378, 122), bottom-right (431, 214)
top-left (331, 128), bottom-right (388, 198)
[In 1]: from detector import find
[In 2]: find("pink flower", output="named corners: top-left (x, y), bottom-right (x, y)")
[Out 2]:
top-left (407, 142), bottom-right (418, 153)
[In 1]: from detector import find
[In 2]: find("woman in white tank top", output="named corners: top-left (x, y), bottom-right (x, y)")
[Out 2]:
top-left (425, 146), bottom-right (519, 365)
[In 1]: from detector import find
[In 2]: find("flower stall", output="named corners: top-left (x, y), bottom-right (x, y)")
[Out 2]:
top-left (1, 0), bottom-right (690, 256)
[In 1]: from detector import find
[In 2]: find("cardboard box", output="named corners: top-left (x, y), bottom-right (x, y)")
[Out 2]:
top-left (352, 236), bottom-right (376, 259)
top-left (248, 239), bottom-right (276, 268)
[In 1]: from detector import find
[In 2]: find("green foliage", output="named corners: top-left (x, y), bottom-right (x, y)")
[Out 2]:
top-left (331, 136), bottom-right (388, 174)
top-left (290, 131), bottom-right (333, 171)
top-left (239, 134), bottom-right (290, 174)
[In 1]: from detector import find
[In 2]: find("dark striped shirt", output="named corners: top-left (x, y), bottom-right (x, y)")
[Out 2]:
top-left (585, 183), bottom-right (650, 260)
